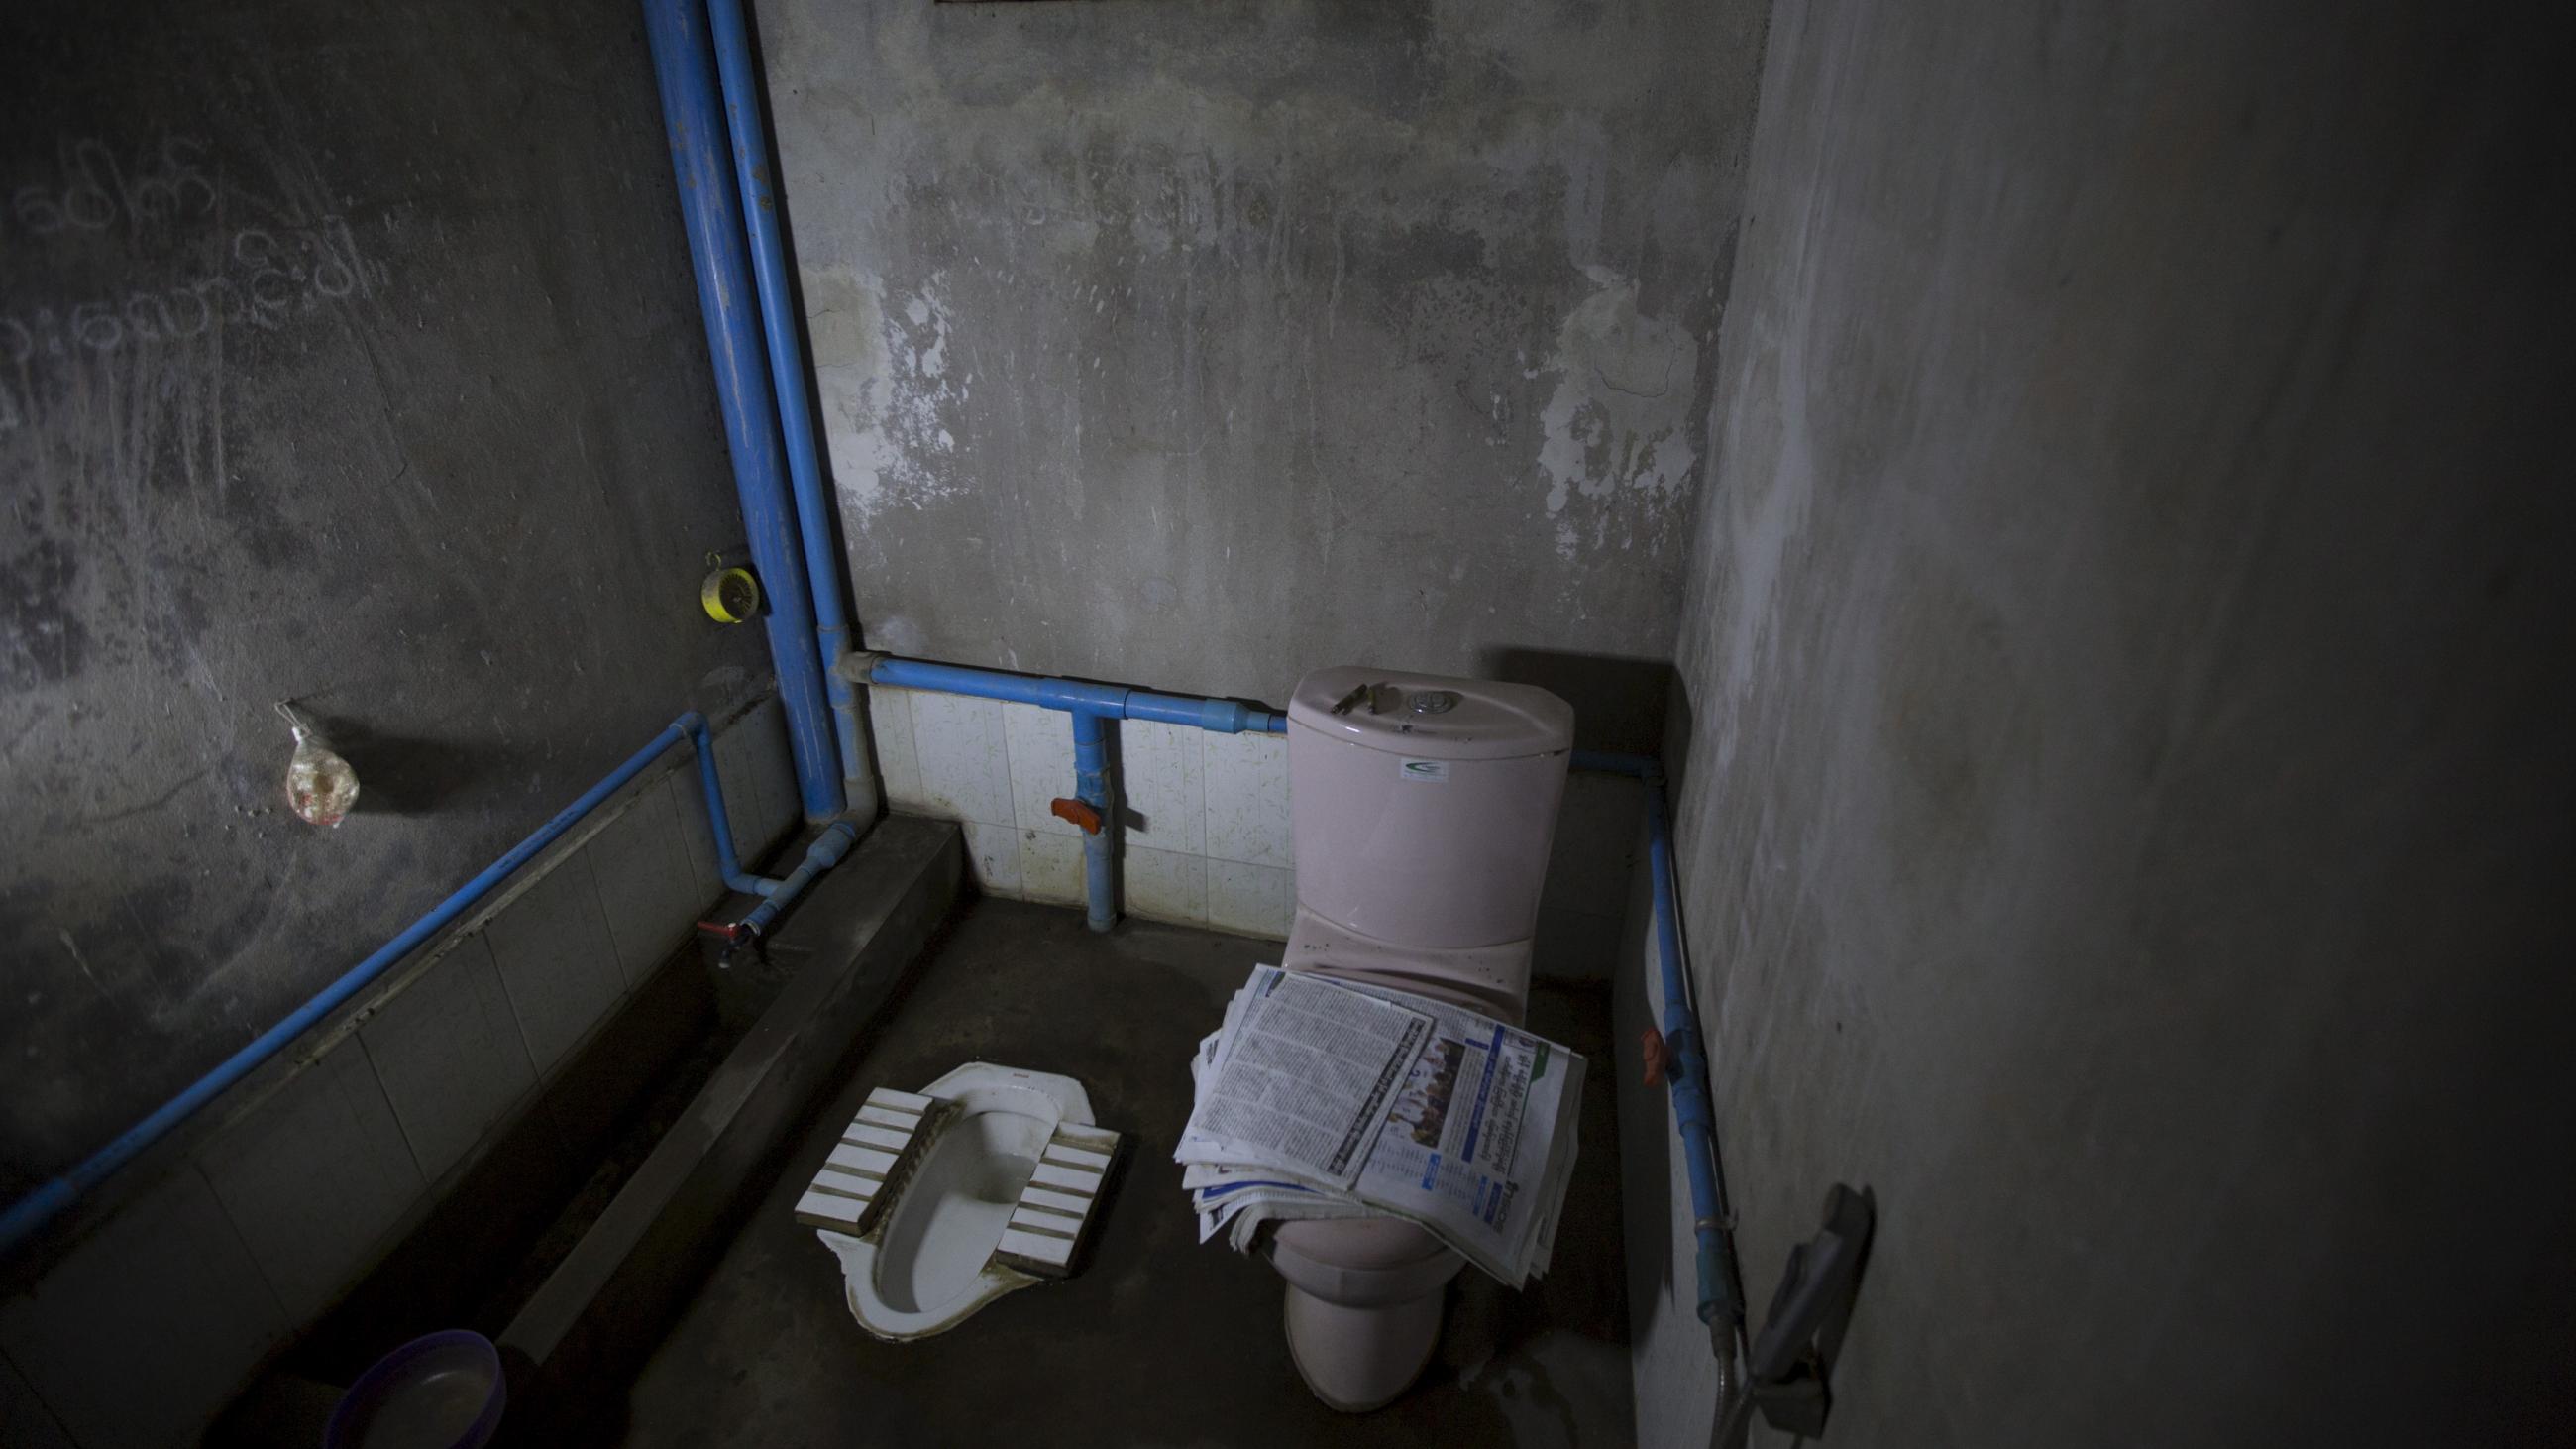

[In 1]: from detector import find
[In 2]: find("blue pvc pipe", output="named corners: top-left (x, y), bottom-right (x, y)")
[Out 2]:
top-left (1127, 689), bottom-right (1287, 735)
top-left (642, 0), bottom-right (843, 823)
top-left (865, 655), bottom-right (1286, 929)
top-left (682, 714), bottom-right (780, 898)
top-left (1572, 749), bottom-right (1743, 1334)
top-left (869, 657), bottom-right (1129, 717)
top-left (736, 821), bottom-right (859, 938)
top-left (0, 719), bottom-right (702, 1259)
top-left (703, 0), bottom-right (868, 805)
top-left (867, 656), bottom-right (1284, 733)
top-left (1071, 712), bottom-right (1116, 932)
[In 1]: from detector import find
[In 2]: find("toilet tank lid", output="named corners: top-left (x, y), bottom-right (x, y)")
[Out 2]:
top-left (1286, 666), bottom-right (1573, 760)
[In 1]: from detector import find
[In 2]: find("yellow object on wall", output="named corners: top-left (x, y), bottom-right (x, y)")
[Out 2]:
top-left (701, 566), bottom-right (761, 623)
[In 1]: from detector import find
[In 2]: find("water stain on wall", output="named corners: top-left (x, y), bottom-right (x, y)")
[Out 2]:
top-left (807, 266), bottom-right (971, 530)
top-left (766, 0), bottom-right (1772, 708)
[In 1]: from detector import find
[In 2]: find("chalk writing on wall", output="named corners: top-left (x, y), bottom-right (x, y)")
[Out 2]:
top-left (0, 135), bottom-right (392, 436)
top-left (6, 136), bottom-right (219, 241)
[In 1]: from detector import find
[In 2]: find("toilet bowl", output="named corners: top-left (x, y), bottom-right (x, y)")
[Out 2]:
top-left (795, 1062), bottom-right (1120, 1340)
top-left (1266, 665), bottom-right (1573, 1410)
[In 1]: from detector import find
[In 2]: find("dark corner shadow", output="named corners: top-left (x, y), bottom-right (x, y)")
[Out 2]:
top-left (1484, 644), bottom-right (1714, 1349)
top-left (1479, 645), bottom-right (1687, 760)
top-left (321, 715), bottom-right (517, 817)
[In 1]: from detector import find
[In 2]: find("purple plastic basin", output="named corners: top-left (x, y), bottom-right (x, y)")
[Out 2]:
top-left (323, 1329), bottom-right (506, 1449)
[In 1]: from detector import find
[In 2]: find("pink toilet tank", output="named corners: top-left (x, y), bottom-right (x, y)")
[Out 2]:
top-left (1284, 666), bottom-right (1574, 950)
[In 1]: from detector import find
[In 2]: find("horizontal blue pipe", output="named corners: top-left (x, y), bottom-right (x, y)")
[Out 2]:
top-left (1572, 748), bottom-right (1743, 1334)
top-left (867, 656), bottom-right (1284, 733)
top-left (1, 717), bottom-right (708, 1259)
top-left (1124, 690), bottom-right (1285, 735)
top-left (868, 655), bottom-right (1285, 933)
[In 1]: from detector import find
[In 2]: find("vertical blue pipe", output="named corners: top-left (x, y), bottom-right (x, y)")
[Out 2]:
top-left (1643, 767), bottom-right (1742, 1332)
top-left (1071, 712), bottom-right (1116, 932)
top-left (680, 714), bottom-right (780, 897)
top-left (641, 0), bottom-right (843, 822)
top-left (703, 0), bottom-right (868, 805)
top-left (1572, 749), bottom-right (1742, 1334)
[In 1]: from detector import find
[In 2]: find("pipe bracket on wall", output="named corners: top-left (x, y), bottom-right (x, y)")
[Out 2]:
top-left (1746, 1183), bottom-right (1877, 1439)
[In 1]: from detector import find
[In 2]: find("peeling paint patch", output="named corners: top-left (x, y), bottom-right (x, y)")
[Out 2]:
top-left (1536, 266), bottom-right (1700, 557)
top-left (807, 267), bottom-right (969, 529)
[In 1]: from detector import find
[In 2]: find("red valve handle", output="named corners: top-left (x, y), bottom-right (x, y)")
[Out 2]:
top-left (1641, 1025), bottom-right (1669, 1088)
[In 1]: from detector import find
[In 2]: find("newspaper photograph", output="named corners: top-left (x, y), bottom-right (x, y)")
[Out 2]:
top-left (1333, 973), bottom-right (1586, 1284)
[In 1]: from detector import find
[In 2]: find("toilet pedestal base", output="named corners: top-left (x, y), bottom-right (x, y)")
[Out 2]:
top-left (1283, 1284), bottom-right (1446, 1413)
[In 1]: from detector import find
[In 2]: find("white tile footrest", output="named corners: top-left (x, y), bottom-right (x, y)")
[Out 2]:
top-left (993, 1122), bottom-right (1124, 1279)
top-left (794, 1087), bottom-right (944, 1235)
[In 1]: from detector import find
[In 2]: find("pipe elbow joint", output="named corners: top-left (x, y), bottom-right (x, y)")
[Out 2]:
top-left (1197, 700), bottom-right (1279, 733)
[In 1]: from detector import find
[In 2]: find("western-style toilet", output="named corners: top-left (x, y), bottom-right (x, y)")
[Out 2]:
top-left (1265, 665), bottom-right (1574, 1410)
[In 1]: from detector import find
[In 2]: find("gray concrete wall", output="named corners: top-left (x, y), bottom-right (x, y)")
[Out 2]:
top-left (1628, 2), bottom-right (2574, 1444)
top-left (0, 0), bottom-right (772, 1197)
top-left (763, 0), bottom-right (1771, 748)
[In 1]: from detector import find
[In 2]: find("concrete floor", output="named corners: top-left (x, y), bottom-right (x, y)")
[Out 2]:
top-left (621, 898), bottom-right (1633, 1447)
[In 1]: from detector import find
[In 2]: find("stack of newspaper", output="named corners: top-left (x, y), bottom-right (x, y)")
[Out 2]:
top-left (1175, 964), bottom-right (1586, 1287)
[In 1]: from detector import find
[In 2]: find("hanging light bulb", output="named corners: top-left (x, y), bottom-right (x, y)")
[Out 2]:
top-left (276, 701), bottom-right (360, 827)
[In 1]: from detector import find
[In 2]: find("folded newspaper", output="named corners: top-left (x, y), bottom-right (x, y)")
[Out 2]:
top-left (1175, 965), bottom-right (1585, 1287)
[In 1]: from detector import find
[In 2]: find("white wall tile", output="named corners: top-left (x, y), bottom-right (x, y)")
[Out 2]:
top-left (961, 819), bottom-right (1022, 898)
top-left (196, 1042), bottom-right (425, 1323)
top-left (867, 686), bottom-right (930, 811)
top-left (1001, 701), bottom-right (1080, 837)
top-left (360, 936), bottom-right (538, 1182)
top-left (1202, 728), bottom-right (1291, 867)
top-left (667, 767), bottom-right (724, 903)
top-left (1120, 720), bottom-right (1205, 854)
top-left (587, 785), bottom-right (700, 987)
top-left (910, 692), bottom-right (1015, 826)
top-left (484, 861), bottom-right (627, 1077)
top-left (713, 707), bottom-right (777, 865)
top-left (1019, 829), bottom-right (1086, 905)
top-left (741, 693), bottom-right (804, 841)
top-left (2, 1352), bottom-right (73, 1449)
top-left (0, 1167), bottom-right (286, 1448)
top-left (1207, 859), bottom-right (1296, 940)
top-left (1123, 845), bottom-right (1207, 926)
